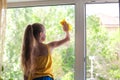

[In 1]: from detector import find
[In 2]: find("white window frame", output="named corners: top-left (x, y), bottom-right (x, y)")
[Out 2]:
top-left (7, 0), bottom-right (119, 80)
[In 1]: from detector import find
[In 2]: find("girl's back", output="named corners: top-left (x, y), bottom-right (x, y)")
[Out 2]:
top-left (30, 44), bottom-right (53, 79)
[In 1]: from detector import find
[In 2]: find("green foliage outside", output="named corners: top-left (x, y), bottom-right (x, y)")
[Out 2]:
top-left (86, 15), bottom-right (120, 80)
top-left (2, 5), bottom-right (75, 80)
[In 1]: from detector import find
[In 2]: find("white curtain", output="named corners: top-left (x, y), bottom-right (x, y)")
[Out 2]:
top-left (0, 0), bottom-right (7, 75)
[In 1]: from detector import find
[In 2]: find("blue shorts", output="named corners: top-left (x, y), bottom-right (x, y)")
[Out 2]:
top-left (33, 76), bottom-right (54, 80)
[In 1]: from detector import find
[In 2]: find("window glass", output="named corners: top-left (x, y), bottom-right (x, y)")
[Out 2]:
top-left (2, 5), bottom-right (75, 80)
top-left (86, 3), bottom-right (120, 80)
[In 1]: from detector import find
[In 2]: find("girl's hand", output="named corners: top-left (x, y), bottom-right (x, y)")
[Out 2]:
top-left (62, 22), bottom-right (69, 32)
top-left (60, 19), bottom-right (72, 32)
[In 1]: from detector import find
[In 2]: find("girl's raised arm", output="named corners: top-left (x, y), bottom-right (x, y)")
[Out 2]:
top-left (48, 22), bottom-right (70, 51)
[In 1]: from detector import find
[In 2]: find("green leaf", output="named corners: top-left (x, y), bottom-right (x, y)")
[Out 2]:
top-left (0, 76), bottom-right (3, 80)
top-left (2, 66), bottom-right (4, 72)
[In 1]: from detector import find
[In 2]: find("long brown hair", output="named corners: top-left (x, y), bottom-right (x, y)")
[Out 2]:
top-left (21, 23), bottom-right (44, 78)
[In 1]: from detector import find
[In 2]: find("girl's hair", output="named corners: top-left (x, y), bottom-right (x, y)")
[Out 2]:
top-left (21, 23), bottom-right (44, 76)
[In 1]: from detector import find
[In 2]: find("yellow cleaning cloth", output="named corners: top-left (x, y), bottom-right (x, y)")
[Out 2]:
top-left (60, 19), bottom-right (72, 31)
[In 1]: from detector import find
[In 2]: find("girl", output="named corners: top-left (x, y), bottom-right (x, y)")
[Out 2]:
top-left (21, 22), bottom-right (70, 80)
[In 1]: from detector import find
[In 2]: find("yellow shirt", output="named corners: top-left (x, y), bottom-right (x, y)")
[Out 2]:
top-left (29, 45), bottom-right (53, 80)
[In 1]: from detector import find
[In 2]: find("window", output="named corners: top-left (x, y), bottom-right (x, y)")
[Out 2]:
top-left (4, 0), bottom-right (119, 80)
top-left (86, 3), bottom-right (120, 80)
top-left (3, 5), bottom-right (75, 80)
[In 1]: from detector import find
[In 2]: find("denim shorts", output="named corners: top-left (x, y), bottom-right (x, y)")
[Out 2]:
top-left (33, 76), bottom-right (54, 80)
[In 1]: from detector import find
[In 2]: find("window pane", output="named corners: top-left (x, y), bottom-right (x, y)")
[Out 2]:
top-left (86, 3), bottom-right (120, 80)
top-left (2, 5), bottom-right (75, 80)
